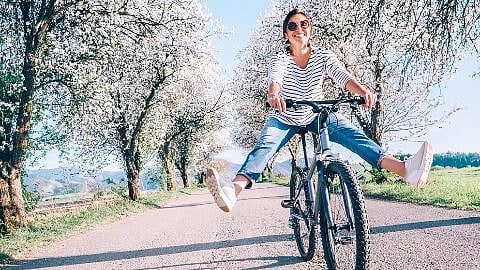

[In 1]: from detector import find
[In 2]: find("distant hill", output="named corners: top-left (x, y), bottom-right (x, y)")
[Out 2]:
top-left (25, 168), bottom-right (132, 197)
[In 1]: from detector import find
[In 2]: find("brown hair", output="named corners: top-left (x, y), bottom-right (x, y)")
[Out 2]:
top-left (282, 9), bottom-right (311, 36)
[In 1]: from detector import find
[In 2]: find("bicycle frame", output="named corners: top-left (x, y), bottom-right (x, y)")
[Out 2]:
top-left (298, 107), bottom-right (355, 231)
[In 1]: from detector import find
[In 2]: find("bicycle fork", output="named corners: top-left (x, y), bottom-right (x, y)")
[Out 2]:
top-left (315, 166), bottom-right (333, 227)
top-left (316, 165), bottom-right (356, 245)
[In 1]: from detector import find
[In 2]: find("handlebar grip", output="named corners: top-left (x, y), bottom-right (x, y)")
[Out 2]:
top-left (355, 96), bottom-right (366, 105)
top-left (266, 99), bottom-right (294, 108)
top-left (285, 99), bottom-right (294, 108)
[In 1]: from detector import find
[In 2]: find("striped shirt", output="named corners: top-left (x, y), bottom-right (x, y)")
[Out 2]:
top-left (268, 47), bottom-right (353, 126)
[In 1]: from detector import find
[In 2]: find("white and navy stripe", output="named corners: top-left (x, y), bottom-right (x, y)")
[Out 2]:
top-left (267, 47), bottom-right (353, 126)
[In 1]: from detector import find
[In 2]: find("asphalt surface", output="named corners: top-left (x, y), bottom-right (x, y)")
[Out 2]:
top-left (8, 183), bottom-right (480, 269)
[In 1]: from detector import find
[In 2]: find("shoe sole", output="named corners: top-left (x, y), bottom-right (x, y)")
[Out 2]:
top-left (205, 168), bottom-right (230, 212)
top-left (416, 142), bottom-right (433, 188)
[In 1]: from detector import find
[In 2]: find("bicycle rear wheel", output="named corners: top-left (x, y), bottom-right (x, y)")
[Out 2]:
top-left (290, 166), bottom-right (317, 261)
top-left (319, 160), bottom-right (370, 270)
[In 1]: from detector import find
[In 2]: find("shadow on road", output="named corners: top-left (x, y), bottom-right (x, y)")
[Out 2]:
top-left (7, 234), bottom-right (295, 269)
top-left (135, 255), bottom-right (305, 270)
top-left (371, 216), bottom-right (480, 234)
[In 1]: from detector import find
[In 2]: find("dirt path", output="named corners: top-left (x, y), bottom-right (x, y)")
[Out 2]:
top-left (8, 183), bottom-right (480, 269)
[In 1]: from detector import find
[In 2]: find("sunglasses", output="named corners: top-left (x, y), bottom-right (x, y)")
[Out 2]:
top-left (287, 20), bottom-right (310, 31)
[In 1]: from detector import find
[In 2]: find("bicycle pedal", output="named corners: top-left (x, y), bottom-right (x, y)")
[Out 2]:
top-left (281, 200), bottom-right (295, 208)
top-left (338, 236), bottom-right (354, 245)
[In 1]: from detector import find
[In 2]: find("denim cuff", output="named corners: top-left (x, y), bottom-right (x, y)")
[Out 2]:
top-left (376, 151), bottom-right (389, 170)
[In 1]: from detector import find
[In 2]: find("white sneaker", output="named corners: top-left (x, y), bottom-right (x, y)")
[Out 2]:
top-left (404, 141), bottom-right (433, 188)
top-left (205, 167), bottom-right (237, 212)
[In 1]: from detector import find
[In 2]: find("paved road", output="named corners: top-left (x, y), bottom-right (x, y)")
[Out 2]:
top-left (8, 183), bottom-right (480, 269)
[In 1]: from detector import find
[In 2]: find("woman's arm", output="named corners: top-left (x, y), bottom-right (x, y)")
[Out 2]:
top-left (345, 79), bottom-right (376, 110)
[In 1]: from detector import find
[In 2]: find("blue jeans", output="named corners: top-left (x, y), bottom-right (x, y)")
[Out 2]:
top-left (237, 114), bottom-right (386, 188)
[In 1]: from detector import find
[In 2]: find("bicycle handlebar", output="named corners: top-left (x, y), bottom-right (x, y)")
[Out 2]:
top-left (285, 96), bottom-right (365, 109)
top-left (266, 96), bottom-right (366, 112)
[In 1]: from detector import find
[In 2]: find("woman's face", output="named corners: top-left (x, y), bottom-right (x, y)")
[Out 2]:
top-left (284, 13), bottom-right (312, 47)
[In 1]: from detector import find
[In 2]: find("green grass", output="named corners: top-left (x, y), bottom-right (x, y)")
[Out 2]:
top-left (0, 187), bottom-right (201, 264)
top-left (361, 167), bottom-right (480, 211)
top-left (268, 167), bottom-right (480, 211)
top-left (268, 175), bottom-right (290, 186)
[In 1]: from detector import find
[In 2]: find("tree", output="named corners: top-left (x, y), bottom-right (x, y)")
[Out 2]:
top-left (0, 0), bottom-right (92, 232)
top-left (430, 152), bottom-right (480, 168)
top-left (159, 60), bottom-right (228, 189)
top-left (48, 0), bottom-right (219, 199)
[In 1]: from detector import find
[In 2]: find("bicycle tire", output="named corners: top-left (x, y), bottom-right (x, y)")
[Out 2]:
top-left (319, 160), bottom-right (370, 270)
top-left (290, 166), bottom-right (317, 261)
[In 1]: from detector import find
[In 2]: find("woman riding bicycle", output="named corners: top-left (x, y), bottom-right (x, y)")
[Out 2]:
top-left (206, 8), bottom-right (433, 213)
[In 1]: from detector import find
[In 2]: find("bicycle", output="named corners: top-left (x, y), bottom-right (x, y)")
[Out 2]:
top-left (280, 97), bottom-right (370, 269)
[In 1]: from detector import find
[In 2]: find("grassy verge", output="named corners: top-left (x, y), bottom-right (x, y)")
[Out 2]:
top-left (361, 167), bottom-right (480, 211)
top-left (0, 186), bottom-right (201, 264)
top-left (268, 167), bottom-right (480, 211)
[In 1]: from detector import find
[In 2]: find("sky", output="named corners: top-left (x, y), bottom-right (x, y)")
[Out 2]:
top-left (206, 0), bottom-right (480, 162)
top-left (32, 0), bottom-right (480, 169)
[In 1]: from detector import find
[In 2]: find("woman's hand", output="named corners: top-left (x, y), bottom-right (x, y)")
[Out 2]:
top-left (345, 79), bottom-right (376, 110)
top-left (267, 93), bottom-right (286, 112)
top-left (362, 90), bottom-right (377, 110)
top-left (267, 82), bottom-right (286, 112)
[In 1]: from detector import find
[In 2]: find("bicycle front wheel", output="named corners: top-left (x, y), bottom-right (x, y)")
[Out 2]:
top-left (319, 160), bottom-right (370, 270)
top-left (290, 166), bottom-right (317, 261)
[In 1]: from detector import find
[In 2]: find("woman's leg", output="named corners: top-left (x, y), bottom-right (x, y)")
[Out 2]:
top-left (379, 155), bottom-right (406, 177)
top-left (206, 116), bottom-right (298, 212)
top-left (235, 116), bottom-right (299, 191)
top-left (308, 113), bottom-right (432, 188)
top-left (381, 142), bottom-right (433, 188)
top-left (307, 113), bottom-right (386, 169)
top-left (232, 175), bottom-right (251, 196)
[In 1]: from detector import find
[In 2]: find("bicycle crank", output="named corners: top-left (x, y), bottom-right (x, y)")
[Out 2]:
top-left (281, 199), bottom-right (295, 208)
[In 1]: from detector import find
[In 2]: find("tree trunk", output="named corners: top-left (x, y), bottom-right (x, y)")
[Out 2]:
top-left (0, 141), bottom-right (28, 232)
top-left (164, 154), bottom-right (176, 191)
top-left (261, 168), bottom-right (267, 182)
top-left (175, 158), bottom-right (191, 188)
top-left (287, 135), bottom-right (301, 167)
top-left (118, 116), bottom-right (142, 200)
top-left (125, 158), bottom-right (141, 201)
top-left (180, 169), bottom-right (190, 188)
top-left (370, 101), bottom-right (383, 146)
top-left (0, 173), bottom-right (13, 233)
top-left (198, 171), bottom-right (205, 185)
top-left (263, 152), bottom-right (279, 181)
top-left (0, 51), bottom-right (39, 231)
top-left (371, 58), bottom-right (384, 146)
